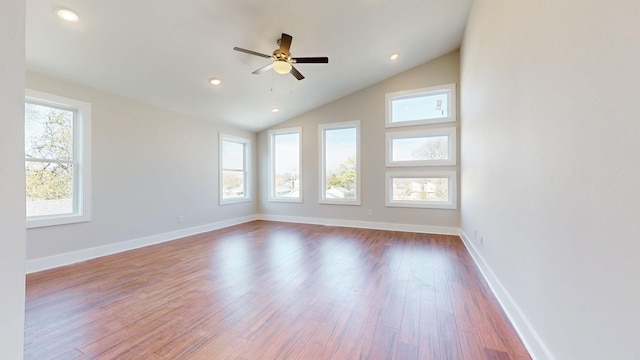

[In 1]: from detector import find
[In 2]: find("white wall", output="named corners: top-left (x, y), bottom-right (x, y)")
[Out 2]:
top-left (257, 51), bottom-right (461, 232)
top-left (460, 0), bottom-right (640, 359)
top-left (0, 0), bottom-right (26, 357)
top-left (26, 72), bottom-right (257, 265)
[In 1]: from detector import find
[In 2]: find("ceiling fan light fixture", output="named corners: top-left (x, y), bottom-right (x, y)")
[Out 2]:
top-left (273, 60), bottom-right (292, 75)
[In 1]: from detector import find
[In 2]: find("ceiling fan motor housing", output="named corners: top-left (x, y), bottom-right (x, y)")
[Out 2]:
top-left (273, 50), bottom-right (291, 61)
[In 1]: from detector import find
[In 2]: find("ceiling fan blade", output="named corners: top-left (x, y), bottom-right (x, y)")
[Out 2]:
top-left (279, 33), bottom-right (293, 55)
top-left (233, 47), bottom-right (272, 59)
top-left (291, 57), bottom-right (329, 64)
top-left (252, 63), bottom-right (274, 74)
top-left (290, 65), bottom-right (305, 80)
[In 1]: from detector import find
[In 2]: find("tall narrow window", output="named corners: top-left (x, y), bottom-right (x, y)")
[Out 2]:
top-left (269, 127), bottom-right (302, 202)
top-left (219, 134), bottom-right (250, 204)
top-left (25, 89), bottom-right (91, 228)
top-left (319, 121), bottom-right (360, 205)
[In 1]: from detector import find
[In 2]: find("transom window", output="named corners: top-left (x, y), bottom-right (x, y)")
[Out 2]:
top-left (386, 127), bottom-right (457, 166)
top-left (25, 89), bottom-right (91, 228)
top-left (385, 171), bottom-right (457, 209)
top-left (386, 83), bottom-right (456, 127)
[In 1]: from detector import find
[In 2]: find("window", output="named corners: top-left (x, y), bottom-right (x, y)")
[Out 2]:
top-left (319, 121), bottom-right (360, 205)
top-left (219, 134), bottom-right (250, 204)
top-left (25, 89), bottom-right (91, 228)
top-left (386, 127), bottom-right (457, 166)
top-left (385, 171), bottom-right (457, 209)
top-left (385, 83), bottom-right (456, 127)
top-left (268, 127), bottom-right (302, 202)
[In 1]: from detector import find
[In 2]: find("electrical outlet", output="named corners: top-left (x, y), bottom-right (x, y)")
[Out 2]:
top-left (178, 216), bottom-right (184, 223)
top-left (480, 234), bottom-right (484, 246)
top-left (368, 209), bottom-right (373, 216)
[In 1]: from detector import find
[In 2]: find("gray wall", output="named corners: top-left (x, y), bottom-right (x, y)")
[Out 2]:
top-left (0, 0), bottom-right (26, 357)
top-left (26, 72), bottom-right (257, 261)
top-left (258, 51), bottom-right (460, 229)
top-left (460, 0), bottom-right (640, 359)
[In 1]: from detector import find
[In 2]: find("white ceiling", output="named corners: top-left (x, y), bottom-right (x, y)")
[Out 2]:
top-left (26, 0), bottom-right (472, 132)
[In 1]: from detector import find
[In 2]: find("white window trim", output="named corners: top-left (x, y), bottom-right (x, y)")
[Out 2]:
top-left (219, 133), bottom-right (251, 205)
top-left (385, 83), bottom-right (456, 127)
top-left (385, 127), bottom-right (457, 167)
top-left (319, 120), bottom-right (361, 205)
top-left (268, 127), bottom-right (302, 203)
top-left (385, 170), bottom-right (457, 209)
top-left (25, 89), bottom-right (92, 228)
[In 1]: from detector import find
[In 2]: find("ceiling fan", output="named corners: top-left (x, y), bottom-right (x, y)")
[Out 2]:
top-left (233, 33), bottom-right (329, 80)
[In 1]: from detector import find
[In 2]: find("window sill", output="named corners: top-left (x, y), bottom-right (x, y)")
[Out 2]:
top-left (27, 213), bottom-right (91, 229)
top-left (219, 198), bottom-right (251, 205)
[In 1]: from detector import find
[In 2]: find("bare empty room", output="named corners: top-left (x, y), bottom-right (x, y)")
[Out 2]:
top-left (2, 0), bottom-right (639, 359)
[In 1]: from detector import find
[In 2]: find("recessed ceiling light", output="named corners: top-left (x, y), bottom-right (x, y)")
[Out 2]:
top-left (389, 53), bottom-right (399, 61)
top-left (271, 108), bottom-right (280, 113)
top-left (56, 8), bottom-right (79, 22)
top-left (209, 78), bottom-right (221, 86)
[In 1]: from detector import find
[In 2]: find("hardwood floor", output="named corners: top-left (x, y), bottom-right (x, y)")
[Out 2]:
top-left (24, 221), bottom-right (531, 360)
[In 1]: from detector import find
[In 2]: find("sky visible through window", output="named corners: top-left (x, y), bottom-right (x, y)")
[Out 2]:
top-left (274, 133), bottom-right (299, 174)
top-left (325, 127), bottom-right (356, 172)
top-left (222, 140), bottom-right (244, 170)
top-left (391, 92), bottom-right (448, 122)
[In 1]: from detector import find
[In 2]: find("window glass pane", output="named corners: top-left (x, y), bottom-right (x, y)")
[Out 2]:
top-left (392, 135), bottom-right (449, 162)
top-left (324, 127), bottom-right (357, 200)
top-left (222, 170), bottom-right (245, 199)
top-left (392, 177), bottom-right (449, 202)
top-left (274, 132), bottom-right (300, 199)
top-left (25, 90), bottom-right (92, 227)
top-left (25, 102), bottom-right (74, 160)
top-left (222, 140), bottom-right (244, 171)
top-left (26, 161), bottom-right (74, 216)
top-left (220, 134), bottom-right (250, 204)
top-left (391, 92), bottom-right (448, 123)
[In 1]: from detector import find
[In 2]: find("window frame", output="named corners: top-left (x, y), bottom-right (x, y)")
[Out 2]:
top-left (385, 127), bottom-right (457, 167)
top-left (385, 170), bottom-right (457, 209)
top-left (385, 83), bottom-right (456, 127)
top-left (318, 120), bottom-right (361, 206)
top-left (268, 127), bottom-right (302, 203)
top-left (25, 89), bottom-right (92, 228)
top-left (219, 133), bottom-right (251, 205)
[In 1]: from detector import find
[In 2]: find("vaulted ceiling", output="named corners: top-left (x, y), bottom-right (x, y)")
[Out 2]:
top-left (26, 0), bottom-right (472, 132)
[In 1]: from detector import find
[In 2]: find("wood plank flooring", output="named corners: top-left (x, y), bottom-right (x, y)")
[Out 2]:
top-left (24, 221), bottom-right (531, 360)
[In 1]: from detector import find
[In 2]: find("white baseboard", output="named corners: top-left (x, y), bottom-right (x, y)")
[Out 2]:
top-left (256, 213), bottom-right (460, 235)
top-left (26, 215), bottom-right (455, 274)
top-left (458, 230), bottom-right (553, 360)
top-left (26, 215), bottom-right (258, 274)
